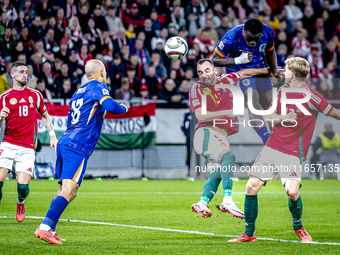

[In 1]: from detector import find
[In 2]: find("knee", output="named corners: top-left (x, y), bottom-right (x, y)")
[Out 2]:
top-left (286, 188), bottom-right (299, 201)
top-left (61, 187), bottom-right (78, 202)
top-left (246, 179), bottom-right (261, 195)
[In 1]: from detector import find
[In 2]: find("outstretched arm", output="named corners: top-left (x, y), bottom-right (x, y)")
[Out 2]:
top-left (265, 48), bottom-right (281, 80)
top-left (328, 108), bottom-right (340, 120)
top-left (212, 50), bottom-right (253, 67)
top-left (195, 108), bottom-right (242, 122)
top-left (101, 97), bottom-right (128, 114)
top-left (236, 68), bottom-right (272, 79)
top-left (41, 111), bottom-right (58, 153)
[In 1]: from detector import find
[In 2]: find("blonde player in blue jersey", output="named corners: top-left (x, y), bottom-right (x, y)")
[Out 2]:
top-left (34, 60), bottom-right (128, 245)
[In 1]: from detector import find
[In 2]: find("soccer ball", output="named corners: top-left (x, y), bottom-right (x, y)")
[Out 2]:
top-left (164, 36), bottom-right (188, 60)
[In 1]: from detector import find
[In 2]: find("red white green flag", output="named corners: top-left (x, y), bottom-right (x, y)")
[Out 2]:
top-left (37, 103), bottom-right (156, 150)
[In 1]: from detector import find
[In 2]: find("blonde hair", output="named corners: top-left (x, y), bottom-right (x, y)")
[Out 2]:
top-left (68, 17), bottom-right (81, 32)
top-left (285, 57), bottom-right (310, 81)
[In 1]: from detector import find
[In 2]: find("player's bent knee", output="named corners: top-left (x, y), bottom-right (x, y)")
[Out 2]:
top-left (246, 178), bottom-right (262, 195)
top-left (286, 188), bottom-right (299, 200)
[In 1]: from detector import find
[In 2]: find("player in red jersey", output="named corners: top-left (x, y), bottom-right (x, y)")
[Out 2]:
top-left (229, 57), bottom-right (340, 243)
top-left (190, 59), bottom-right (274, 218)
top-left (0, 62), bottom-right (57, 222)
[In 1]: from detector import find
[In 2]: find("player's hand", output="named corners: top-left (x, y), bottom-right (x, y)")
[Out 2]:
top-left (50, 135), bottom-right (58, 154)
top-left (281, 111), bottom-right (297, 123)
top-left (245, 51), bottom-right (253, 62)
top-left (0, 107), bottom-right (10, 120)
top-left (119, 103), bottom-right (128, 113)
top-left (224, 110), bottom-right (244, 118)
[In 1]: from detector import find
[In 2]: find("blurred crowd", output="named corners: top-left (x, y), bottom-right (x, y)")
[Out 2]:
top-left (0, 0), bottom-right (339, 105)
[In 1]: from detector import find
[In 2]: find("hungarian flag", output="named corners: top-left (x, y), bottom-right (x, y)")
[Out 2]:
top-left (37, 103), bottom-right (156, 150)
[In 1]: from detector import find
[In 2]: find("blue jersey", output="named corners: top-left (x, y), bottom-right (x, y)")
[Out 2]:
top-left (215, 24), bottom-right (275, 72)
top-left (58, 80), bottom-right (112, 156)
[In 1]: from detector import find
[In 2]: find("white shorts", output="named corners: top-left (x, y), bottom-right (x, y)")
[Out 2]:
top-left (193, 127), bottom-right (230, 164)
top-left (248, 146), bottom-right (301, 186)
top-left (0, 142), bottom-right (35, 177)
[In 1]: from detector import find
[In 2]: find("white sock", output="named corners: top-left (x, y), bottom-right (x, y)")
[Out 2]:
top-left (39, 224), bottom-right (51, 231)
top-left (223, 196), bottom-right (233, 204)
top-left (198, 200), bottom-right (208, 205)
top-left (17, 198), bottom-right (25, 205)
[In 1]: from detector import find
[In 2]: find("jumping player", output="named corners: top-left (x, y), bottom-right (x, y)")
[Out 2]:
top-left (228, 57), bottom-right (340, 243)
top-left (0, 61), bottom-right (57, 222)
top-left (190, 59), bottom-right (274, 218)
top-left (212, 18), bottom-right (281, 144)
top-left (34, 60), bottom-right (128, 245)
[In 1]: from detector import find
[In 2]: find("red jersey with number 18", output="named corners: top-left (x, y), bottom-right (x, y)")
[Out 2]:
top-left (0, 87), bottom-right (47, 149)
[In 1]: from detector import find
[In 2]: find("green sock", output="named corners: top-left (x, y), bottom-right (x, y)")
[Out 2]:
top-left (0, 181), bottom-right (3, 205)
top-left (17, 183), bottom-right (30, 203)
top-left (245, 194), bottom-right (258, 237)
top-left (200, 166), bottom-right (221, 203)
top-left (220, 152), bottom-right (235, 197)
top-left (289, 196), bottom-right (303, 231)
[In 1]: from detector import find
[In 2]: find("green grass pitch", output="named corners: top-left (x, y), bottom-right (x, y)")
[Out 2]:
top-left (0, 179), bottom-right (339, 254)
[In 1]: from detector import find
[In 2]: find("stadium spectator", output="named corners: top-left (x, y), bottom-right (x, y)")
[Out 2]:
top-left (35, 40), bottom-right (54, 63)
top-left (199, 8), bottom-right (221, 29)
top-left (41, 62), bottom-right (56, 95)
top-left (35, 0), bottom-right (54, 24)
top-left (18, 0), bottom-right (36, 23)
top-left (284, 0), bottom-right (304, 21)
top-left (144, 52), bottom-right (167, 81)
top-left (120, 44), bottom-right (130, 67)
top-left (187, 13), bottom-right (199, 38)
top-left (109, 54), bottom-right (125, 91)
top-left (139, 84), bottom-right (149, 99)
top-left (13, 11), bottom-right (27, 31)
top-left (57, 78), bottom-right (73, 104)
top-left (216, 16), bottom-right (231, 40)
top-left (0, 54), bottom-right (6, 75)
top-left (2, 0), bottom-right (18, 22)
top-left (0, 27), bottom-right (15, 58)
top-left (36, 78), bottom-right (52, 102)
top-left (142, 19), bottom-right (157, 53)
top-left (114, 28), bottom-right (134, 50)
top-left (126, 65), bottom-right (141, 96)
top-left (277, 44), bottom-right (288, 67)
top-left (158, 78), bottom-right (182, 103)
top-left (56, 8), bottom-right (68, 35)
top-left (55, 62), bottom-right (79, 93)
top-left (17, 53), bottom-right (26, 64)
top-left (54, 38), bottom-right (69, 63)
top-left (126, 24), bottom-right (136, 39)
top-left (133, 39), bottom-right (150, 66)
top-left (170, 6), bottom-right (186, 31)
top-left (138, 0), bottom-right (151, 18)
top-left (93, 4), bottom-right (108, 30)
top-left (0, 62), bottom-right (11, 93)
top-left (114, 77), bottom-right (136, 100)
top-left (77, 44), bottom-right (93, 67)
top-left (116, 1), bottom-right (128, 21)
top-left (124, 3), bottom-right (145, 30)
top-left (150, 9), bottom-right (163, 34)
top-left (197, 19), bottom-right (219, 47)
top-left (184, 67), bottom-right (194, 80)
top-left (226, 8), bottom-right (240, 28)
top-left (68, 17), bottom-right (81, 42)
top-left (291, 29), bottom-right (311, 57)
top-left (186, 0), bottom-right (206, 19)
top-left (29, 52), bottom-right (43, 77)
top-left (302, 6), bottom-right (315, 39)
top-left (26, 64), bottom-right (37, 89)
top-left (78, 4), bottom-right (91, 28)
top-left (178, 79), bottom-right (189, 100)
top-left (258, 6), bottom-right (280, 30)
top-left (182, 49), bottom-right (197, 74)
top-left (106, 6), bottom-right (124, 36)
top-left (29, 15), bottom-right (44, 42)
top-left (145, 66), bottom-right (160, 100)
top-left (11, 41), bottom-right (25, 63)
top-left (129, 53), bottom-right (145, 81)
top-left (68, 50), bottom-right (84, 79)
top-left (324, 40), bottom-right (340, 77)
top-left (66, 0), bottom-right (77, 19)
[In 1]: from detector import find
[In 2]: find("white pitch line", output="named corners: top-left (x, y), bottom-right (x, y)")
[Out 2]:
top-left (1, 216), bottom-right (340, 246)
top-left (3, 191), bottom-right (340, 195)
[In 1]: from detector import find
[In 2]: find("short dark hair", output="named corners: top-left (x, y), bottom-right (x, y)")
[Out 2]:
top-left (113, 54), bottom-right (121, 60)
top-left (37, 78), bottom-right (44, 84)
top-left (197, 58), bottom-right (214, 67)
top-left (244, 18), bottom-right (263, 35)
top-left (10, 61), bottom-right (27, 72)
top-left (63, 78), bottom-right (71, 84)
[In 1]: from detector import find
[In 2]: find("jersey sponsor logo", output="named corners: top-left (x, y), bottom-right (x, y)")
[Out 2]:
top-left (19, 98), bottom-right (26, 103)
top-left (29, 96), bottom-right (33, 104)
top-left (192, 99), bottom-right (200, 107)
top-left (10, 98), bottom-right (17, 105)
top-left (259, 43), bottom-right (267, 52)
top-left (102, 89), bottom-right (109, 95)
top-left (76, 87), bottom-right (86, 94)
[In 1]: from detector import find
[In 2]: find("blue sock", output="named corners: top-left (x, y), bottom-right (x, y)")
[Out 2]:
top-left (257, 126), bottom-right (270, 144)
top-left (42, 196), bottom-right (68, 229)
top-left (48, 199), bottom-right (60, 232)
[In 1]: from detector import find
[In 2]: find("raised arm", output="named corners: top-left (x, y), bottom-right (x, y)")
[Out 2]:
top-left (41, 111), bottom-right (58, 152)
top-left (236, 68), bottom-right (272, 79)
top-left (101, 97), bottom-right (128, 114)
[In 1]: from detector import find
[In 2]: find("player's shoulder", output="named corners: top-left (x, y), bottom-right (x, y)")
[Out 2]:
top-left (0, 88), bottom-right (13, 98)
top-left (262, 24), bottom-right (274, 39)
top-left (25, 87), bottom-right (44, 98)
top-left (263, 24), bottom-right (274, 33)
top-left (190, 81), bottom-right (204, 97)
top-left (222, 25), bottom-right (244, 40)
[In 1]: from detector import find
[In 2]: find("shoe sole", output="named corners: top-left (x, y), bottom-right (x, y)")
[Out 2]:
top-left (35, 231), bottom-right (63, 245)
top-left (191, 205), bottom-right (212, 218)
top-left (220, 206), bottom-right (244, 219)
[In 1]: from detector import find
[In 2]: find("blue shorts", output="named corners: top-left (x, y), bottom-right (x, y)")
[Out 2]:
top-left (238, 75), bottom-right (273, 93)
top-left (55, 144), bottom-right (89, 186)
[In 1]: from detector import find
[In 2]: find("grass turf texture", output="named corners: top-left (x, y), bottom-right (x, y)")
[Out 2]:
top-left (0, 179), bottom-right (339, 254)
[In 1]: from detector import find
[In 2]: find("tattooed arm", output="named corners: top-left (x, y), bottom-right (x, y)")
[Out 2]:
top-left (328, 108), bottom-right (340, 120)
top-left (41, 111), bottom-right (58, 153)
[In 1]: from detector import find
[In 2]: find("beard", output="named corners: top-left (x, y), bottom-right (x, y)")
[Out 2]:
top-left (17, 79), bottom-right (27, 86)
top-left (201, 75), bottom-right (215, 86)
